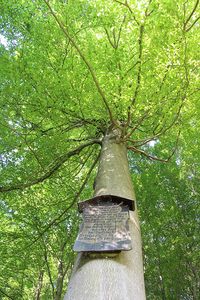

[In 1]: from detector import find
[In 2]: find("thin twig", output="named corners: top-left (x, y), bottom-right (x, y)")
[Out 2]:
top-left (116, 15), bottom-right (127, 48)
top-left (127, 130), bottom-right (180, 163)
top-left (183, 0), bottom-right (199, 30)
top-left (127, 96), bottom-right (184, 146)
top-left (23, 136), bottom-right (45, 170)
top-left (126, 24), bottom-right (144, 127)
top-left (125, 0), bottom-right (153, 127)
top-left (124, 108), bottom-right (151, 140)
top-left (72, 148), bottom-right (95, 178)
top-left (104, 15), bottom-right (126, 49)
top-left (43, 0), bottom-right (115, 124)
top-left (105, 28), bottom-right (116, 48)
top-left (122, 61), bottom-right (139, 79)
top-left (128, 145), bottom-right (169, 162)
top-left (183, 29), bottom-right (190, 85)
top-left (0, 140), bottom-right (101, 192)
top-left (43, 243), bottom-right (55, 296)
top-left (26, 151), bottom-right (100, 248)
top-left (186, 15), bottom-right (200, 31)
top-left (113, 0), bottom-right (139, 25)
top-left (0, 289), bottom-right (16, 300)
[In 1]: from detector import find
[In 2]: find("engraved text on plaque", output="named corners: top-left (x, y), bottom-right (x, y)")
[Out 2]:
top-left (73, 202), bottom-right (131, 252)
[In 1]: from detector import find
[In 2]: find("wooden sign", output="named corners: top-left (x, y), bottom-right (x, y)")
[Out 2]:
top-left (73, 202), bottom-right (132, 252)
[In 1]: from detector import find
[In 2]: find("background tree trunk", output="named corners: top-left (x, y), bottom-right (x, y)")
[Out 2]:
top-left (34, 270), bottom-right (44, 300)
top-left (64, 126), bottom-right (146, 300)
top-left (54, 260), bottom-right (64, 300)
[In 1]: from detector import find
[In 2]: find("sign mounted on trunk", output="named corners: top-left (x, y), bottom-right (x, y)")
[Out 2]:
top-left (73, 196), bottom-right (133, 252)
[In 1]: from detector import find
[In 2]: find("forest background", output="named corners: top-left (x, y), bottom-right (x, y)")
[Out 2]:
top-left (0, 0), bottom-right (199, 299)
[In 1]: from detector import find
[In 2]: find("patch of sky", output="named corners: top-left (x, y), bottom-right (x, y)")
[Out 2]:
top-left (188, 173), bottom-right (194, 180)
top-left (0, 199), bottom-right (16, 218)
top-left (8, 119), bottom-right (33, 130)
top-left (0, 150), bottom-right (24, 168)
top-left (0, 31), bottom-right (24, 51)
top-left (147, 140), bottom-right (159, 147)
top-left (139, 139), bottom-right (159, 154)
top-left (0, 33), bottom-right (9, 49)
top-left (128, 153), bottom-right (142, 174)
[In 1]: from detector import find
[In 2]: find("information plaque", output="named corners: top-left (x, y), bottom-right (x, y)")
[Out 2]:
top-left (73, 202), bottom-right (132, 252)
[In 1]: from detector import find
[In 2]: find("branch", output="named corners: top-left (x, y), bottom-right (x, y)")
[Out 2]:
top-left (0, 140), bottom-right (101, 193)
top-left (43, 243), bottom-right (55, 296)
top-left (26, 151), bottom-right (100, 248)
top-left (127, 130), bottom-right (180, 163)
top-left (128, 99), bottom-right (184, 147)
top-left (23, 136), bottom-right (45, 170)
top-left (124, 108), bottom-right (151, 140)
top-left (104, 28), bottom-right (116, 48)
top-left (116, 15), bottom-right (127, 48)
top-left (126, 0), bottom-right (152, 126)
top-left (63, 261), bottom-right (73, 277)
top-left (104, 15), bottom-right (126, 49)
top-left (72, 147), bottom-right (95, 178)
top-left (186, 15), bottom-right (200, 31)
top-left (128, 145), bottom-right (169, 162)
top-left (0, 289), bottom-right (16, 300)
top-left (126, 24), bottom-right (144, 127)
top-left (122, 61), bottom-right (139, 79)
top-left (184, 0), bottom-right (199, 30)
top-left (43, 0), bottom-right (115, 124)
top-left (128, 137), bottom-right (155, 148)
top-left (141, 90), bottom-right (185, 143)
top-left (65, 136), bottom-right (99, 143)
top-left (113, 0), bottom-right (139, 25)
top-left (131, 25), bottom-right (144, 106)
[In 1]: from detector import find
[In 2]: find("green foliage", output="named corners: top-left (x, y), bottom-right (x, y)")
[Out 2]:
top-left (0, 0), bottom-right (199, 299)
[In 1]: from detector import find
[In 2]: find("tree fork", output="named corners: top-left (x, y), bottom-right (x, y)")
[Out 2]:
top-left (64, 125), bottom-right (146, 300)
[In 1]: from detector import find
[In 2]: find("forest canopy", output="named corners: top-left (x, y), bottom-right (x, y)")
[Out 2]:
top-left (0, 0), bottom-right (199, 299)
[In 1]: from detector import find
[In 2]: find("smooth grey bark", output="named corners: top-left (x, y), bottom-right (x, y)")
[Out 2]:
top-left (64, 126), bottom-right (146, 300)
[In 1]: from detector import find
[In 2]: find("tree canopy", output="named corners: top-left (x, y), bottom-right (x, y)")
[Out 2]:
top-left (0, 0), bottom-right (199, 299)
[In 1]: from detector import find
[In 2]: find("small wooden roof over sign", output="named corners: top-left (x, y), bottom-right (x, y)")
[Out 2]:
top-left (78, 194), bottom-right (135, 213)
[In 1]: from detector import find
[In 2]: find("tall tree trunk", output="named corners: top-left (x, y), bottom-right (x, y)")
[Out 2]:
top-left (64, 126), bottom-right (146, 300)
top-left (54, 260), bottom-right (64, 300)
top-left (34, 270), bottom-right (44, 300)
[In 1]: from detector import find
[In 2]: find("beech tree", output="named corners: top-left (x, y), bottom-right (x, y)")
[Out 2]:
top-left (0, 0), bottom-right (199, 299)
